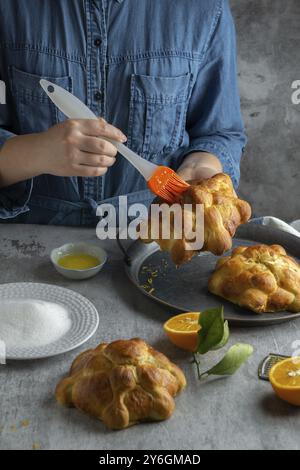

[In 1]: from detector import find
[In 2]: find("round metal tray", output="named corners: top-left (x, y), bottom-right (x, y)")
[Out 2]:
top-left (120, 224), bottom-right (300, 326)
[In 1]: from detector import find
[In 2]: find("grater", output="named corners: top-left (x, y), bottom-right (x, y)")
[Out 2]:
top-left (258, 353), bottom-right (290, 381)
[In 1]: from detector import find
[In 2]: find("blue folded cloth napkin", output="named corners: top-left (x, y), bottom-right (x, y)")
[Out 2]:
top-left (249, 217), bottom-right (300, 238)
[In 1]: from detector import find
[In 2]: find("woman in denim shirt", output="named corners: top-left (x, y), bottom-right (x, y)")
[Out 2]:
top-left (0, 0), bottom-right (246, 226)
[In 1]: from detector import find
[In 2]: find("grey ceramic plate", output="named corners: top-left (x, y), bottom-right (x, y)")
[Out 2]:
top-left (121, 224), bottom-right (300, 326)
top-left (0, 283), bottom-right (99, 360)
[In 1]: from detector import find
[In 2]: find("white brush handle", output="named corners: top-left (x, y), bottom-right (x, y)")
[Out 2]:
top-left (39, 79), bottom-right (157, 181)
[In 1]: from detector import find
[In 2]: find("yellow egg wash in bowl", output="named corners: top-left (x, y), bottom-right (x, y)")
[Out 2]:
top-left (50, 243), bottom-right (107, 280)
top-left (58, 253), bottom-right (100, 270)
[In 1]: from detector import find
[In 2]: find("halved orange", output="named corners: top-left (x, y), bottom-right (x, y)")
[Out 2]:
top-left (269, 357), bottom-right (300, 406)
top-left (163, 312), bottom-right (201, 352)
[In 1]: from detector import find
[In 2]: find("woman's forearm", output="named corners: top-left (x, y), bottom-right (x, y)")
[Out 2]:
top-left (177, 151), bottom-right (223, 181)
top-left (0, 134), bottom-right (43, 188)
top-left (0, 118), bottom-right (127, 189)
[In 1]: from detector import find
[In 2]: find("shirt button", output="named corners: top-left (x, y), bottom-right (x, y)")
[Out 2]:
top-left (94, 91), bottom-right (102, 101)
top-left (94, 37), bottom-right (102, 47)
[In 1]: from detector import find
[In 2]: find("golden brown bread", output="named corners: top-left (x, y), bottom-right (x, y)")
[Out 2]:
top-left (55, 338), bottom-right (186, 430)
top-left (208, 244), bottom-right (300, 313)
top-left (140, 173), bottom-right (251, 265)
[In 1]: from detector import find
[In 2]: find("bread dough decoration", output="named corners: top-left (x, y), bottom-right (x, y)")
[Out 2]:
top-left (140, 173), bottom-right (251, 265)
top-left (208, 244), bottom-right (300, 313)
top-left (56, 338), bottom-right (186, 430)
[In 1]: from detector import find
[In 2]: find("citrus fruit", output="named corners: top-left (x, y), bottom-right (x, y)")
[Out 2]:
top-left (163, 312), bottom-right (201, 351)
top-left (269, 357), bottom-right (300, 406)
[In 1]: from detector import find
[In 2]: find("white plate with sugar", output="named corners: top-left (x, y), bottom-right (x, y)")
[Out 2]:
top-left (0, 283), bottom-right (99, 360)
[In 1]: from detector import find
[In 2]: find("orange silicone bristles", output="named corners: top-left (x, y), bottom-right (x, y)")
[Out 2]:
top-left (147, 166), bottom-right (190, 203)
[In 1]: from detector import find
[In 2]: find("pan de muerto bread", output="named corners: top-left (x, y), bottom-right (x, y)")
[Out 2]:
top-left (55, 338), bottom-right (186, 430)
top-left (140, 173), bottom-right (251, 265)
top-left (208, 244), bottom-right (300, 313)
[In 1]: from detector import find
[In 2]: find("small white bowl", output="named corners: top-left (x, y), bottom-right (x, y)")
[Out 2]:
top-left (50, 243), bottom-right (107, 280)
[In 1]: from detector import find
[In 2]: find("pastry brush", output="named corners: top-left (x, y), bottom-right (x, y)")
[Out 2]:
top-left (40, 79), bottom-right (190, 203)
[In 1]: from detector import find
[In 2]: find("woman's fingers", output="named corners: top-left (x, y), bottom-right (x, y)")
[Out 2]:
top-left (71, 118), bottom-right (127, 142)
top-left (72, 164), bottom-right (108, 178)
top-left (79, 136), bottom-right (118, 157)
top-left (52, 118), bottom-right (124, 177)
top-left (78, 152), bottom-right (116, 168)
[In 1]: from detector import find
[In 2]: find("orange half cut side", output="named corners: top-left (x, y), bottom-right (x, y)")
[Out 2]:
top-left (269, 357), bottom-right (300, 406)
top-left (163, 312), bottom-right (201, 352)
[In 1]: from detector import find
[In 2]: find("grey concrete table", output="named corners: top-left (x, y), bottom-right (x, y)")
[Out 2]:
top-left (0, 224), bottom-right (299, 450)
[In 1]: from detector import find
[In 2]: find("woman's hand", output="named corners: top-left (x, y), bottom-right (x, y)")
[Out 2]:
top-left (37, 118), bottom-right (127, 177)
top-left (177, 152), bottom-right (239, 196)
top-left (0, 118), bottom-right (126, 188)
top-left (177, 152), bottom-right (223, 182)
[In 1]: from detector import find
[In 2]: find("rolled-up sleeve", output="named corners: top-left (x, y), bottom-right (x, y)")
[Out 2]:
top-left (181, 0), bottom-right (246, 187)
top-left (0, 119), bottom-right (33, 220)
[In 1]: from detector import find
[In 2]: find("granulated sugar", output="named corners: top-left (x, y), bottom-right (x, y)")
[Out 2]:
top-left (0, 299), bottom-right (71, 348)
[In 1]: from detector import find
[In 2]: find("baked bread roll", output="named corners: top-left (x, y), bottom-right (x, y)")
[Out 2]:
top-left (56, 338), bottom-right (186, 430)
top-left (140, 173), bottom-right (251, 265)
top-left (208, 244), bottom-right (300, 313)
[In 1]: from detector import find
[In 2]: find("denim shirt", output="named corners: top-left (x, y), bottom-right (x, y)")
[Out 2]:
top-left (0, 0), bottom-right (246, 226)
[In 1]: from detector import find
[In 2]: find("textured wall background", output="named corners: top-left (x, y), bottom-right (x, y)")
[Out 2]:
top-left (230, 0), bottom-right (300, 221)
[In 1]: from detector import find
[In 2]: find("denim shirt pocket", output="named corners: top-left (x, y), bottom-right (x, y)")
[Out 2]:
top-left (127, 73), bottom-right (192, 162)
top-left (9, 66), bottom-right (72, 134)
